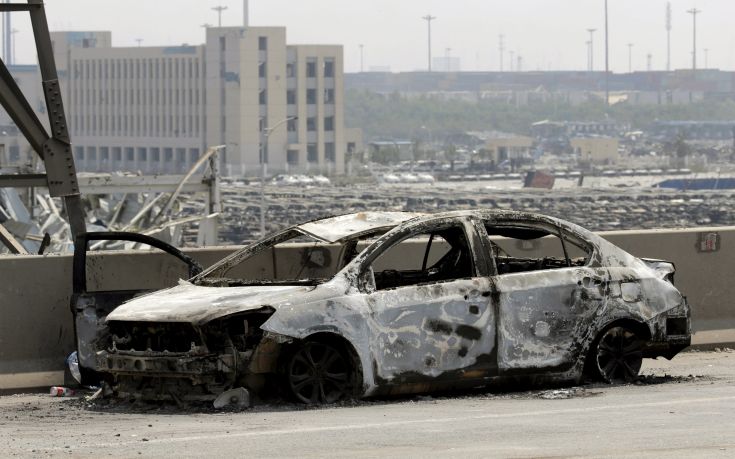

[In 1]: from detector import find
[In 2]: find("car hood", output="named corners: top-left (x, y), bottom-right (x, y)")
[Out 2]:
top-left (105, 281), bottom-right (316, 325)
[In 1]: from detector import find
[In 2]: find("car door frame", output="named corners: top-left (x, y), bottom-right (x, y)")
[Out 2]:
top-left (354, 215), bottom-right (499, 390)
top-left (475, 216), bottom-right (603, 376)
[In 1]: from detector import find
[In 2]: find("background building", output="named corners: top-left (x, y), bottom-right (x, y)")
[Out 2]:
top-left (571, 137), bottom-right (620, 166)
top-left (0, 16), bottom-right (349, 176)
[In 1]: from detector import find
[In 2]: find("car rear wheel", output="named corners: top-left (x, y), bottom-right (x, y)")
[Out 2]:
top-left (285, 341), bottom-right (353, 404)
top-left (594, 326), bottom-right (643, 383)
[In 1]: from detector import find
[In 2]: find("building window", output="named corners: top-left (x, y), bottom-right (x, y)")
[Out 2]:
top-left (125, 147), bottom-right (134, 162)
top-left (324, 116), bottom-right (334, 132)
top-left (325, 142), bottom-right (336, 162)
top-left (151, 148), bottom-right (160, 162)
top-left (286, 63), bottom-right (295, 78)
top-left (258, 36), bottom-right (267, 51)
top-left (138, 148), bottom-right (147, 162)
top-left (219, 36), bottom-right (226, 52)
top-left (307, 116), bottom-right (317, 132)
top-left (307, 143), bottom-right (318, 163)
top-left (306, 89), bottom-right (317, 105)
top-left (287, 89), bottom-right (296, 105)
top-left (324, 58), bottom-right (335, 77)
top-left (113, 147), bottom-right (122, 161)
top-left (324, 88), bottom-right (335, 104)
top-left (87, 147), bottom-right (97, 161)
top-left (190, 148), bottom-right (200, 163)
top-left (75, 146), bottom-right (84, 161)
top-left (259, 89), bottom-right (267, 105)
top-left (287, 118), bottom-right (297, 132)
top-left (258, 61), bottom-right (266, 78)
top-left (164, 148), bottom-right (173, 161)
top-left (100, 147), bottom-right (109, 161)
top-left (287, 150), bottom-right (299, 165)
top-left (306, 58), bottom-right (317, 78)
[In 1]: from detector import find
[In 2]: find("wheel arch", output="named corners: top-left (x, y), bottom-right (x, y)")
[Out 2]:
top-left (282, 330), bottom-right (367, 397)
top-left (582, 317), bottom-right (651, 379)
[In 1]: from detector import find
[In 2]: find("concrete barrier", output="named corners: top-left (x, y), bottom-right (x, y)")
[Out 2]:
top-left (1, 226), bottom-right (733, 390)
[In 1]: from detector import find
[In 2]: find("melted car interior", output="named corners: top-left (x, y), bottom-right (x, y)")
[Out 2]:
top-left (370, 225), bottom-right (475, 290)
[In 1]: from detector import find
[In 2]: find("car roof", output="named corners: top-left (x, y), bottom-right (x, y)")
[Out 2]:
top-left (294, 209), bottom-right (584, 244)
top-left (296, 211), bottom-right (425, 243)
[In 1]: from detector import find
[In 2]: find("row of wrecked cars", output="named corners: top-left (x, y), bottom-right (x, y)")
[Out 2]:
top-left (72, 210), bottom-right (691, 406)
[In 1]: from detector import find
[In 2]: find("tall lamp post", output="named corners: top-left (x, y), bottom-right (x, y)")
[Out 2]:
top-left (422, 14), bottom-right (436, 71)
top-left (259, 116), bottom-right (297, 237)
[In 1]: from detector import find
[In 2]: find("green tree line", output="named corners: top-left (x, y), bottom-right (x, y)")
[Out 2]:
top-left (345, 89), bottom-right (735, 141)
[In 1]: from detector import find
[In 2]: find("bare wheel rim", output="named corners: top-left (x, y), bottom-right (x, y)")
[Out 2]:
top-left (287, 342), bottom-right (351, 404)
top-left (595, 326), bottom-right (643, 383)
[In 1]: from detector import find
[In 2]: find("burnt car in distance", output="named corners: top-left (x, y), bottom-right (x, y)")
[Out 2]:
top-left (72, 211), bottom-right (691, 404)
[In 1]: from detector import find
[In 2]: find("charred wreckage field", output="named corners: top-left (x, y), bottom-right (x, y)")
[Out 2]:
top-left (71, 210), bottom-right (691, 407)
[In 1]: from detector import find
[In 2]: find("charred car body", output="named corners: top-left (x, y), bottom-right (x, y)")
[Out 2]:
top-left (72, 211), bottom-right (691, 404)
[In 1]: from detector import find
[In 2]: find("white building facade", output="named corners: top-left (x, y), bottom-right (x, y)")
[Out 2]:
top-left (1, 25), bottom-right (347, 176)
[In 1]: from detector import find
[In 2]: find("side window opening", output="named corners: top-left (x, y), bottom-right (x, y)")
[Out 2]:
top-left (484, 223), bottom-right (591, 275)
top-left (369, 225), bottom-right (475, 290)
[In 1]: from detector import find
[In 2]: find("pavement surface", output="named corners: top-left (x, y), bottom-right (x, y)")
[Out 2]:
top-left (1, 349), bottom-right (735, 458)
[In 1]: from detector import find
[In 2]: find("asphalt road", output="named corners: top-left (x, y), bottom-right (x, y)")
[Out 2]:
top-left (2, 350), bottom-right (735, 458)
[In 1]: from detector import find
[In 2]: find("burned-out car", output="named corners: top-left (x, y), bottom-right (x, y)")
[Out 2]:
top-left (72, 211), bottom-right (690, 404)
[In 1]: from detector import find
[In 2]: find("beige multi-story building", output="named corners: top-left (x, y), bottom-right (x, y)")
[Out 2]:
top-left (205, 27), bottom-right (344, 176)
top-left (1, 23), bottom-right (347, 176)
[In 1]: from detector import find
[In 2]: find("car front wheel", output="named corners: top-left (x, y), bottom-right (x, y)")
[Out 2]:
top-left (594, 326), bottom-right (643, 383)
top-left (285, 341), bottom-right (354, 404)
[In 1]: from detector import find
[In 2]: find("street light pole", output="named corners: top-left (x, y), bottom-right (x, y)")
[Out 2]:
top-left (604, 0), bottom-right (609, 108)
top-left (587, 28), bottom-right (596, 71)
top-left (259, 116), bottom-right (297, 237)
top-left (212, 5), bottom-right (228, 27)
top-left (687, 8), bottom-right (701, 72)
top-left (422, 14), bottom-right (436, 71)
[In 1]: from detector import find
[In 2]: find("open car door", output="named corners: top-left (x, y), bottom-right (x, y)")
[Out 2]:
top-left (71, 232), bottom-right (202, 384)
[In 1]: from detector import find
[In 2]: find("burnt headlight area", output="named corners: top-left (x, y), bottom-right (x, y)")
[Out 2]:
top-left (108, 322), bottom-right (202, 353)
top-left (201, 307), bottom-right (276, 354)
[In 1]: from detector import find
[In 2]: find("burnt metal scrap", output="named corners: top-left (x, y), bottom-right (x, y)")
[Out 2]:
top-left (72, 210), bottom-right (691, 405)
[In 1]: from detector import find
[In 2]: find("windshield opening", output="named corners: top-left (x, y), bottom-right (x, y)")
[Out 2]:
top-left (194, 228), bottom-right (389, 287)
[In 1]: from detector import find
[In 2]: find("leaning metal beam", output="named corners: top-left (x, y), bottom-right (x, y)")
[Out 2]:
top-left (27, 0), bottom-right (85, 238)
top-left (78, 175), bottom-right (212, 195)
top-left (0, 222), bottom-right (28, 254)
top-left (0, 1), bottom-right (86, 239)
top-left (152, 145), bottom-right (224, 225)
top-left (0, 173), bottom-right (47, 188)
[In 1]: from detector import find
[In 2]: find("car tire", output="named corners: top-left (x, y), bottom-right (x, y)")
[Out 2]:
top-left (284, 340), bottom-right (354, 404)
top-left (591, 325), bottom-right (644, 383)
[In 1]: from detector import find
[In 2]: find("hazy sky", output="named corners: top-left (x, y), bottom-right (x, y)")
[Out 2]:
top-left (9, 0), bottom-right (735, 74)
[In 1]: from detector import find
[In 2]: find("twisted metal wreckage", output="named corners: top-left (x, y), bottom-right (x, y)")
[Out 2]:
top-left (73, 211), bottom-right (691, 405)
top-left (0, 1), bottom-right (221, 255)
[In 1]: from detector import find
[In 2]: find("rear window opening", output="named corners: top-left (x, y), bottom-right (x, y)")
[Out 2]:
top-left (484, 223), bottom-right (592, 275)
